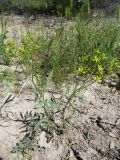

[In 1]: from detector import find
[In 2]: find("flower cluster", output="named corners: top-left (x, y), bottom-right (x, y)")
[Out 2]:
top-left (78, 49), bottom-right (120, 81)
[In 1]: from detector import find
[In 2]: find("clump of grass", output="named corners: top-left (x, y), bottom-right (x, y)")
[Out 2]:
top-left (74, 19), bottom-right (120, 80)
top-left (0, 16), bottom-right (12, 65)
top-left (8, 20), bottom-right (119, 83)
top-left (0, 69), bottom-right (15, 82)
top-left (5, 20), bottom-right (120, 96)
top-left (0, 17), bottom-right (7, 64)
top-left (116, 4), bottom-right (120, 19)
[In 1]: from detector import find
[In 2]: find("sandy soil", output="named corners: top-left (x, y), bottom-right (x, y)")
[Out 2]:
top-left (0, 65), bottom-right (119, 160)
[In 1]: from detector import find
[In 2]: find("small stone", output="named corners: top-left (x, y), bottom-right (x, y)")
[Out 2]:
top-left (110, 141), bottom-right (115, 149)
top-left (109, 132), bottom-right (116, 138)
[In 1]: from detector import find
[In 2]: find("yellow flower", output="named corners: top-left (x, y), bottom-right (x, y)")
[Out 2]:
top-left (95, 49), bottom-right (100, 54)
top-left (78, 67), bottom-right (84, 72)
top-left (94, 75), bottom-right (102, 81)
top-left (93, 55), bottom-right (99, 62)
top-left (98, 65), bottom-right (104, 71)
top-left (35, 45), bottom-right (40, 51)
top-left (78, 66), bottom-right (87, 74)
top-left (6, 39), bottom-right (14, 46)
top-left (102, 53), bottom-right (106, 60)
top-left (18, 47), bottom-right (25, 53)
top-left (82, 56), bottom-right (88, 61)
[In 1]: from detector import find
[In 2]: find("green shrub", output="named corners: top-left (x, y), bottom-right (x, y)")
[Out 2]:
top-left (74, 20), bottom-right (120, 79)
top-left (0, 68), bottom-right (15, 82)
top-left (6, 19), bottom-right (120, 83)
top-left (6, 19), bottom-right (120, 156)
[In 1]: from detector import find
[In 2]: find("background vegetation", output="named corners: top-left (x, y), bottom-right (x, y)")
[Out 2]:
top-left (0, 0), bottom-right (86, 15)
top-left (0, 0), bottom-right (119, 16)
